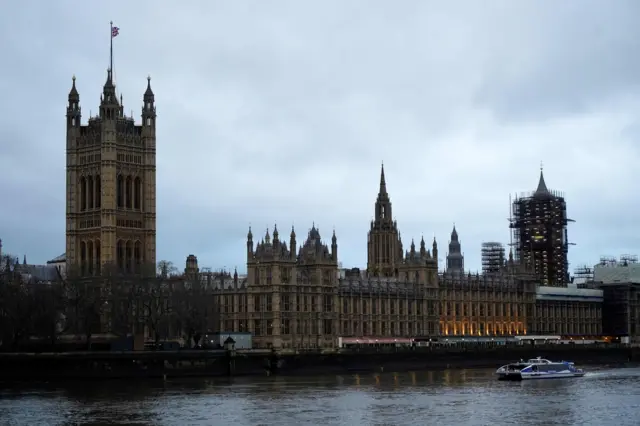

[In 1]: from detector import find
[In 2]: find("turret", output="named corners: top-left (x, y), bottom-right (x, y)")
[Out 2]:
top-left (247, 226), bottom-right (253, 261)
top-left (331, 229), bottom-right (338, 261)
top-left (142, 76), bottom-right (156, 129)
top-left (290, 226), bottom-right (297, 260)
top-left (432, 237), bottom-right (439, 268)
top-left (100, 69), bottom-right (120, 120)
top-left (66, 76), bottom-right (81, 132)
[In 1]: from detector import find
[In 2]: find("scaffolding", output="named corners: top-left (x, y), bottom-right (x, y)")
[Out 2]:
top-left (573, 264), bottom-right (594, 283)
top-left (481, 242), bottom-right (505, 275)
top-left (619, 254), bottom-right (638, 266)
top-left (508, 184), bottom-right (574, 287)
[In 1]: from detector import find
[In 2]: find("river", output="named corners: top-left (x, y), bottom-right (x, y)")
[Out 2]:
top-left (0, 367), bottom-right (638, 425)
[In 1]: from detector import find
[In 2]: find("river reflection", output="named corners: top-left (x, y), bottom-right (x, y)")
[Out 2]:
top-left (1, 367), bottom-right (639, 425)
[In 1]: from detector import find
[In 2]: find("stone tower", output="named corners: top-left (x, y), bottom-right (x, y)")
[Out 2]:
top-left (367, 164), bottom-right (402, 277)
top-left (65, 71), bottom-right (156, 276)
top-left (446, 225), bottom-right (464, 275)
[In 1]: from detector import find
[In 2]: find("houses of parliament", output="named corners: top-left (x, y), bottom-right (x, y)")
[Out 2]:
top-left (60, 70), bottom-right (633, 350)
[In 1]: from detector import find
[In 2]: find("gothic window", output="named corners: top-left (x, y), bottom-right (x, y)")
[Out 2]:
top-left (87, 176), bottom-right (94, 209)
top-left (79, 241), bottom-right (87, 275)
top-left (125, 176), bottom-right (132, 209)
top-left (116, 240), bottom-right (125, 271)
top-left (134, 240), bottom-right (142, 270)
top-left (95, 175), bottom-right (101, 208)
top-left (87, 240), bottom-right (94, 275)
top-left (125, 240), bottom-right (132, 273)
top-left (134, 177), bottom-right (141, 210)
top-left (95, 240), bottom-right (101, 275)
top-left (116, 175), bottom-right (124, 208)
top-left (381, 206), bottom-right (385, 219)
top-left (80, 177), bottom-right (86, 212)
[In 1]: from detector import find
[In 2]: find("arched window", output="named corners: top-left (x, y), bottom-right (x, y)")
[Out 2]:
top-left (134, 240), bottom-right (142, 270)
top-left (95, 174), bottom-right (101, 208)
top-left (117, 240), bottom-right (125, 271)
top-left (125, 176), bottom-right (132, 209)
top-left (116, 175), bottom-right (124, 208)
top-left (134, 177), bottom-right (141, 210)
top-left (87, 176), bottom-right (94, 209)
top-left (95, 240), bottom-right (101, 275)
top-left (80, 241), bottom-right (87, 275)
top-left (87, 240), bottom-right (94, 275)
top-left (80, 177), bottom-right (86, 212)
top-left (125, 240), bottom-right (133, 273)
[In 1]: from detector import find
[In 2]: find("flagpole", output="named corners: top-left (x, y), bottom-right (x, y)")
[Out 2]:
top-left (110, 21), bottom-right (113, 76)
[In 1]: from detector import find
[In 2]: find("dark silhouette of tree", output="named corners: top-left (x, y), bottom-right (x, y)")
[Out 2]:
top-left (62, 267), bottom-right (106, 350)
top-left (171, 275), bottom-right (214, 347)
top-left (139, 274), bottom-right (172, 344)
top-left (157, 260), bottom-right (177, 279)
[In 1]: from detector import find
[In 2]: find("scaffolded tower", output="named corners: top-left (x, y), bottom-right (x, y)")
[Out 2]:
top-left (481, 242), bottom-right (505, 275)
top-left (509, 169), bottom-right (573, 287)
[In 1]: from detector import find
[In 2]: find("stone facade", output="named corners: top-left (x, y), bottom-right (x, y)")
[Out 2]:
top-left (197, 165), bottom-right (608, 349)
top-left (65, 72), bottom-right (156, 275)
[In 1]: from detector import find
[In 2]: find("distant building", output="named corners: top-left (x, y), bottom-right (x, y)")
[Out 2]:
top-left (592, 256), bottom-right (640, 344)
top-left (445, 226), bottom-right (464, 275)
top-left (510, 168), bottom-right (573, 287)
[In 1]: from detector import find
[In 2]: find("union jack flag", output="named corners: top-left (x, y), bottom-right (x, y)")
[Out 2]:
top-left (111, 26), bottom-right (120, 38)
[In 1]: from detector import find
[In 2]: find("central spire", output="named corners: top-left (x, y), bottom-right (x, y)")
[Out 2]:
top-left (534, 165), bottom-right (551, 198)
top-left (379, 162), bottom-right (387, 197)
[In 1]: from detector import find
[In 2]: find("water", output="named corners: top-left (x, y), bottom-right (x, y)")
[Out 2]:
top-left (0, 367), bottom-right (638, 425)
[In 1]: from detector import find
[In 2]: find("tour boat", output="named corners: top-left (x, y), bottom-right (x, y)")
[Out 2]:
top-left (496, 357), bottom-right (585, 381)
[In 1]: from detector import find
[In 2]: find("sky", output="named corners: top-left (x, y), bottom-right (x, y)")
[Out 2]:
top-left (1, 1), bottom-right (640, 274)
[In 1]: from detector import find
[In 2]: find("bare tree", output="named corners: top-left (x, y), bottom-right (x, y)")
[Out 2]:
top-left (138, 275), bottom-right (172, 344)
top-left (62, 267), bottom-right (106, 350)
top-left (172, 276), bottom-right (213, 347)
top-left (157, 260), bottom-right (177, 279)
top-left (29, 281), bottom-right (66, 347)
top-left (0, 271), bottom-right (32, 350)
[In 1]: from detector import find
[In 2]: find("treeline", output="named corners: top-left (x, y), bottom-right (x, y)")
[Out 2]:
top-left (0, 256), bottom-right (218, 352)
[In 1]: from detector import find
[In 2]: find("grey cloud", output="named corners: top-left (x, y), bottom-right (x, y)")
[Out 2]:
top-left (1, 1), bottom-right (639, 274)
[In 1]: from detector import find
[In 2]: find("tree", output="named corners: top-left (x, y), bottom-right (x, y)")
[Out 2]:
top-left (62, 267), bottom-right (106, 350)
top-left (0, 271), bottom-right (32, 350)
top-left (29, 281), bottom-right (66, 347)
top-left (157, 260), bottom-right (177, 279)
top-left (172, 276), bottom-right (214, 347)
top-left (138, 275), bottom-right (172, 344)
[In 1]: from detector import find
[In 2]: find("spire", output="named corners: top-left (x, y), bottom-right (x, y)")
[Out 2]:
top-left (22, 255), bottom-right (27, 265)
top-left (451, 224), bottom-right (458, 241)
top-left (144, 75), bottom-right (154, 101)
top-left (534, 163), bottom-right (551, 198)
top-left (290, 225), bottom-right (296, 238)
top-left (379, 162), bottom-right (387, 196)
top-left (68, 75), bottom-right (79, 102)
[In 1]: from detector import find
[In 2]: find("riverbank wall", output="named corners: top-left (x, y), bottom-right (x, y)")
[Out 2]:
top-left (0, 345), bottom-right (637, 381)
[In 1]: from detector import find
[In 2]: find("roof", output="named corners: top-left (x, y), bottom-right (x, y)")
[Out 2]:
top-left (47, 253), bottom-right (66, 264)
top-left (593, 263), bottom-right (640, 284)
top-left (536, 285), bottom-right (603, 302)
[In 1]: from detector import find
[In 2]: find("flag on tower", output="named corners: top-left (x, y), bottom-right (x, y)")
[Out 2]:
top-left (112, 26), bottom-right (120, 38)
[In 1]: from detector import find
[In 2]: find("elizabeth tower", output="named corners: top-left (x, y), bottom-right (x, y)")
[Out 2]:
top-left (65, 70), bottom-right (156, 276)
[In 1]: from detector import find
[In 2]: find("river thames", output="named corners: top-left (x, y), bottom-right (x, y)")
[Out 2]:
top-left (0, 367), bottom-right (638, 425)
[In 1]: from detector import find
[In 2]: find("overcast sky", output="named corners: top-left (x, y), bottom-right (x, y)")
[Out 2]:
top-left (1, 1), bottom-right (639, 274)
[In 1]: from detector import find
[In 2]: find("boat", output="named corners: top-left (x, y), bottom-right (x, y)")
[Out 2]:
top-left (496, 356), bottom-right (585, 381)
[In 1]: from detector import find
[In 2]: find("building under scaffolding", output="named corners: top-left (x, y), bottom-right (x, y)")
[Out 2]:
top-left (509, 169), bottom-right (574, 287)
top-left (481, 242), bottom-right (505, 275)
